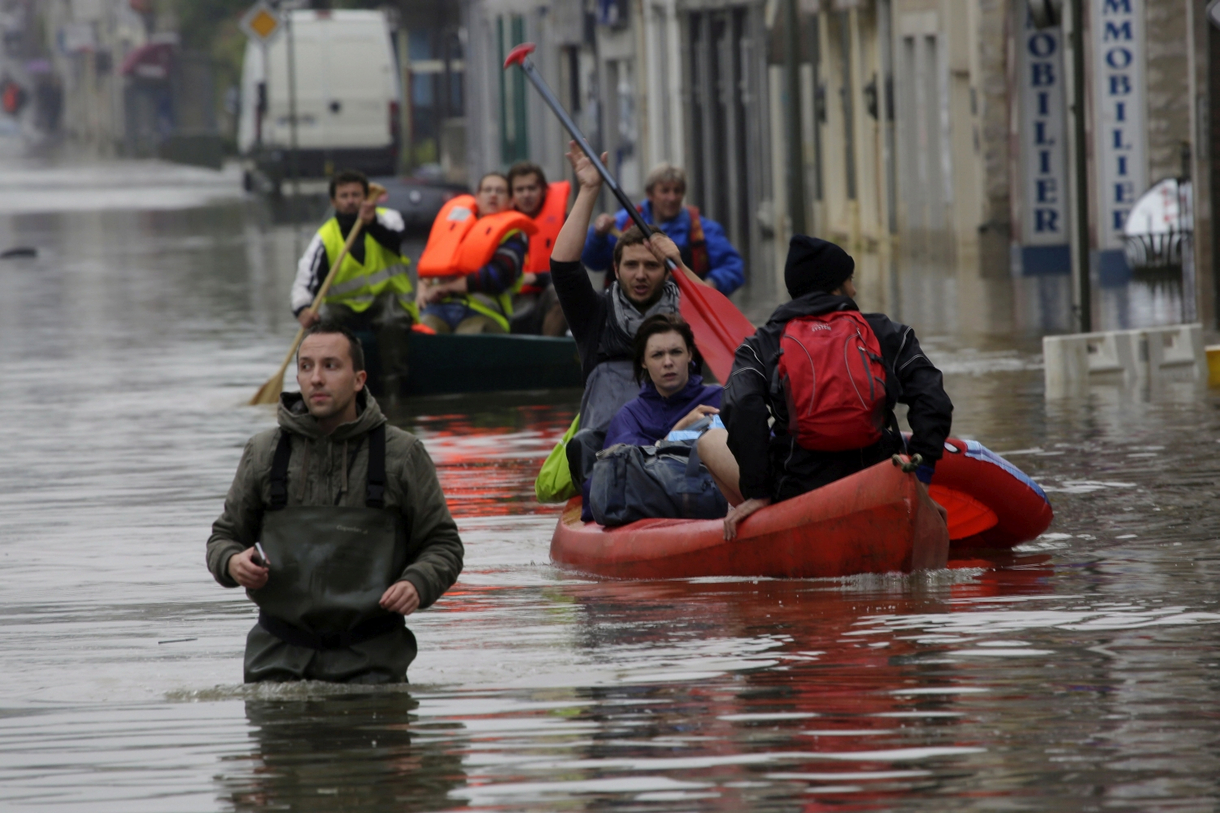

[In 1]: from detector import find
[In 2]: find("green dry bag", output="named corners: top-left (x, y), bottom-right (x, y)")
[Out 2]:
top-left (535, 413), bottom-right (581, 503)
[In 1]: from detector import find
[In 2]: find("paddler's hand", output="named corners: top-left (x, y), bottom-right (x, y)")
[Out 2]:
top-left (723, 497), bottom-right (771, 541)
top-left (380, 580), bottom-right (421, 616)
top-left (358, 197), bottom-right (377, 225)
top-left (647, 233), bottom-right (707, 286)
top-left (673, 404), bottom-right (719, 432)
top-left (297, 308), bottom-right (321, 329)
top-left (415, 282), bottom-right (431, 312)
top-left (228, 547), bottom-right (269, 590)
top-left (566, 141), bottom-right (606, 195)
top-left (593, 213), bottom-right (615, 237)
top-left (645, 233), bottom-right (681, 267)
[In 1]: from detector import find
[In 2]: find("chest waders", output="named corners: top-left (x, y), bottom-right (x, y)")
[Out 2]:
top-left (250, 425), bottom-right (410, 652)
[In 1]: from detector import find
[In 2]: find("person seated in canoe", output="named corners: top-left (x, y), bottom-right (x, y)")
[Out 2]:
top-left (582, 313), bottom-right (725, 522)
top-left (414, 172), bottom-right (536, 334)
top-left (697, 235), bottom-right (954, 540)
top-left (550, 141), bottom-right (711, 492)
top-left (508, 161), bottom-right (569, 336)
top-left (581, 162), bottom-right (745, 295)
top-left (291, 169), bottom-right (417, 394)
top-left (603, 314), bottom-right (722, 447)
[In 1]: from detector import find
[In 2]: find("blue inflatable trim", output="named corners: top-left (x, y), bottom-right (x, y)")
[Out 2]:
top-left (962, 440), bottom-right (1049, 503)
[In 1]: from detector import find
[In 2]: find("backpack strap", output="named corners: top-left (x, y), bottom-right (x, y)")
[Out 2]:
top-left (685, 206), bottom-right (710, 277)
top-left (268, 430), bottom-right (293, 511)
top-left (366, 423), bottom-right (387, 508)
top-left (685, 438), bottom-right (705, 481)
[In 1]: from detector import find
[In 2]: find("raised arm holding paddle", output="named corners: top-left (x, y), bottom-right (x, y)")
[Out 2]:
top-left (503, 43), bottom-right (755, 382)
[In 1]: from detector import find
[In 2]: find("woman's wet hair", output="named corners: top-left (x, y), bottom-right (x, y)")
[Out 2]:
top-left (299, 321), bottom-right (365, 372)
top-left (632, 313), bottom-right (696, 384)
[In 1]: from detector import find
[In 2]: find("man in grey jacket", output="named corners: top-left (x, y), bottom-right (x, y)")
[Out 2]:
top-left (208, 323), bottom-right (463, 683)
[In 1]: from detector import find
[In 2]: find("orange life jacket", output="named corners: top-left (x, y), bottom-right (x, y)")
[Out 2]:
top-left (633, 203), bottom-right (710, 278)
top-left (417, 195), bottom-right (538, 278)
top-left (522, 181), bottom-right (570, 274)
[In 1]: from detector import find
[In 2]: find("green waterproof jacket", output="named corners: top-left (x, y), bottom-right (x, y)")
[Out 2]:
top-left (207, 390), bottom-right (464, 610)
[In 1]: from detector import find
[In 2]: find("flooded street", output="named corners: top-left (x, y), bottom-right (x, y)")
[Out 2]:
top-left (2, 159), bottom-right (1220, 812)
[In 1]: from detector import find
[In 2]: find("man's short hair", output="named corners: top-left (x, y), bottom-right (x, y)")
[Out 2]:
top-left (632, 313), bottom-right (697, 384)
top-left (644, 163), bottom-right (687, 195)
top-left (477, 171), bottom-right (509, 192)
top-left (299, 321), bottom-right (365, 372)
top-left (329, 169), bottom-right (369, 199)
top-left (507, 161), bottom-right (547, 191)
top-left (612, 224), bottom-right (655, 270)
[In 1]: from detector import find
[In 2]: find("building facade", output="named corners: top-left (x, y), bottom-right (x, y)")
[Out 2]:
top-left (459, 0), bottom-right (1210, 331)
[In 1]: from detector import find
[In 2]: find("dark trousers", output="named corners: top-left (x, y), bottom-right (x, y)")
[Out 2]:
top-left (771, 435), bottom-right (900, 503)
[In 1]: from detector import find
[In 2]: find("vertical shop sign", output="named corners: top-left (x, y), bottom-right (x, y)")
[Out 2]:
top-left (1092, 0), bottom-right (1147, 249)
top-left (1019, 15), bottom-right (1067, 245)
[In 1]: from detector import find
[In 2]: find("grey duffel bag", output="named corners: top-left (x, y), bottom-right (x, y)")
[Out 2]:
top-left (589, 439), bottom-right (728, 527)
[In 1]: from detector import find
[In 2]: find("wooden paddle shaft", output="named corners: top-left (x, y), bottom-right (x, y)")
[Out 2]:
top-left (268, 217), bottom-right (367, 373)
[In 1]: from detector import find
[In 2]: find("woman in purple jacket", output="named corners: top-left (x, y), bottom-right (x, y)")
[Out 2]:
top-left (603, 314), bottom-right (723, 448)
top-left (581, 314), bottom-right (723, 521)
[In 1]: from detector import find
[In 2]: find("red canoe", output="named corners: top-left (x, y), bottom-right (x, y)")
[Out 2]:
top-left (551, 457), bottom-right (950, 580)
top-left (549, 437), bottom-right (1053, 580)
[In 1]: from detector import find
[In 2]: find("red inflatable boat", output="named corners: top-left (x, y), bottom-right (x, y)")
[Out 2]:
top-left (550, 438), bottom-right (1052, 580)
top-left (927, 437), bottom-right (1054, 550)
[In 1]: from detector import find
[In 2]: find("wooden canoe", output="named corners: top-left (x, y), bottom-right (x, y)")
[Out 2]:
top-left (551, 457), bottom-right (950, 580)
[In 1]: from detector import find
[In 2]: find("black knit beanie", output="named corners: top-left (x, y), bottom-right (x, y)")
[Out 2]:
top-left (784, 235), bottom-right (855, 299)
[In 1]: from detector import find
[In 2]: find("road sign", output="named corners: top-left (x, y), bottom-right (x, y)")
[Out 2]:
top-left (240, 1), bottom-right (283, 44)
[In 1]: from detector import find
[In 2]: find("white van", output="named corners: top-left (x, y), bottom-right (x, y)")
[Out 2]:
top-left (238, 9), bottom-right (400, 186)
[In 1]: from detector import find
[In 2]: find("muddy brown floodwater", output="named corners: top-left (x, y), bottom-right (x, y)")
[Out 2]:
top-left (1, 160), bottom-right (1219, 812)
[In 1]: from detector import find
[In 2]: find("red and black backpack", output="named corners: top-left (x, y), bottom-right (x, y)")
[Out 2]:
top-left (776, 311), bottom-right (887, 451)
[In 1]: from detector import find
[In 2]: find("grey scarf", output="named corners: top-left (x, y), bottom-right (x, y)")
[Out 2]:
top-left (608, 278), bottom-right (681, 345)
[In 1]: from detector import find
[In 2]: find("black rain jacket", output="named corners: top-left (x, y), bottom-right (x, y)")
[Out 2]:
top-left (721, 291), bottom-right (953, 502)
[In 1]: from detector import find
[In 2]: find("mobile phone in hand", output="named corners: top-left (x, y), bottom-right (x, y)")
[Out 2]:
top-left (252, 542), bottom-right (270, 568)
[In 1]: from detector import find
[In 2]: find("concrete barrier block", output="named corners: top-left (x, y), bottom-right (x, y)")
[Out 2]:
top-left (1044, 324), bottom-right (1204, 398)
top-left (1044, 330), bottom-right (1141, 397)
top-left (1145, 324), bottom-right (1206, 385)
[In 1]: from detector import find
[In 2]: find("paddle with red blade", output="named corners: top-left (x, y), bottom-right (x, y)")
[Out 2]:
top-left (504, 42), bottom-right (756, 382)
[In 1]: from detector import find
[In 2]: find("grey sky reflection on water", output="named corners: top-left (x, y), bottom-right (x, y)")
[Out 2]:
top-left (0, 161), bottom-right (1219, 811)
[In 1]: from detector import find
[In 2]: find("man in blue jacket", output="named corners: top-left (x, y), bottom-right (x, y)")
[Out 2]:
top-left (581, 163), bottom-right (745, 295)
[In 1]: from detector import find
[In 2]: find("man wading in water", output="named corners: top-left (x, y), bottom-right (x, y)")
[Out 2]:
top-left (207, 323), bottom-right (463, 683)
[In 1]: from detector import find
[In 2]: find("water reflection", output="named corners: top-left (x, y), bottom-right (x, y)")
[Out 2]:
top-left (219, 693), bottom-right (466, 812)
top-left (395, 393), bottom-right (579, 519)
top-left (841, 235), bottom-right (1200, 336)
